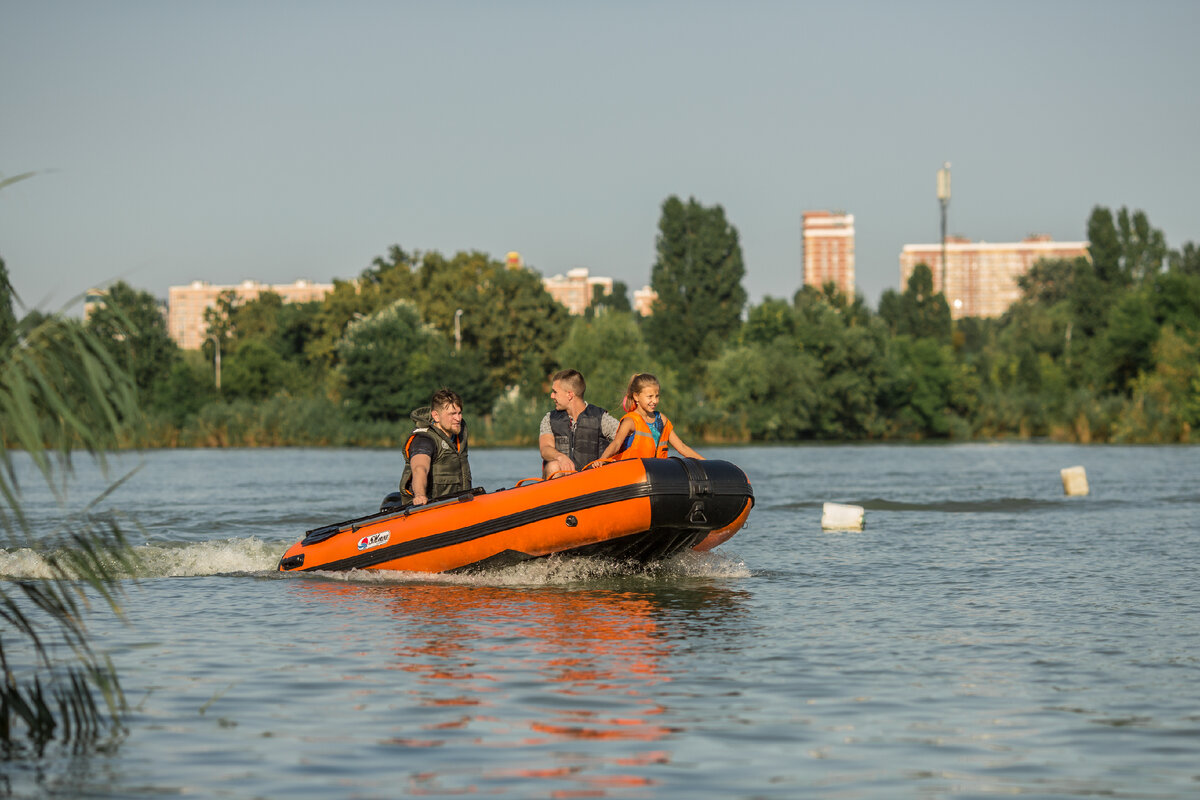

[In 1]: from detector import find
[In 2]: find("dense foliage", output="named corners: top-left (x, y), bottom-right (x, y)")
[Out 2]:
top-left (69, 202), bottom-right (1200, 446)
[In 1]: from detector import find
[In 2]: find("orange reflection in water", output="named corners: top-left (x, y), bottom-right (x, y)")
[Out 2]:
top-left (292, 578), bottom-right (691, 795)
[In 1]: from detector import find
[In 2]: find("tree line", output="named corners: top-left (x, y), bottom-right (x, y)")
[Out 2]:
top-left (11, 197), bottom-right (1200, 449)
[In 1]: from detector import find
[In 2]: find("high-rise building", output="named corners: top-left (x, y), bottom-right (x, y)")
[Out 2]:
top-left (802, 210), bottom-right (856, 295)
top-left (899, 235), bottom-right (1090, 319)
top-left (167, 278), bottom-right (333, 349)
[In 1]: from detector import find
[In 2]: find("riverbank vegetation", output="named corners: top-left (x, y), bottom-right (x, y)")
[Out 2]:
top-left (2, 242), bottom-right (138, 750)
top-left (14, 199), bottom-right (1200, 448)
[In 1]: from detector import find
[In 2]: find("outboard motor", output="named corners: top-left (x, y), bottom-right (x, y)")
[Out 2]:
top-left (380, 491), bottom-right (407, 513)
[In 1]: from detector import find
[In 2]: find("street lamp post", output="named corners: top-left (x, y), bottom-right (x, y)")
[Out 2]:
top-left (937, 162), bottom-right (952, 295)
top-left (207, 334), bottom-right (221, 390)
top-left (454, 309), bottom-right (463, 352)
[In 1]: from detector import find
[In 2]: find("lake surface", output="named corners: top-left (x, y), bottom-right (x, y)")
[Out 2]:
top-left (3, 444), bottom-right (1199, 798)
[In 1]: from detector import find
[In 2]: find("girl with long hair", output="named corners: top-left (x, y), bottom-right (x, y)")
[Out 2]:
top-left (599, 372), bottom-right (703, 461)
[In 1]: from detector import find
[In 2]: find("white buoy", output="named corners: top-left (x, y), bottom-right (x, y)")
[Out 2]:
top-left (1061, 465), bottom-right (1089, 496)
top-left (821, 502), bottom-right (865, 531)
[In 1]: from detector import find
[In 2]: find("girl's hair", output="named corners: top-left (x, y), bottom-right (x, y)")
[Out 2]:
top-left (622, 373), bottom-right (660, 412)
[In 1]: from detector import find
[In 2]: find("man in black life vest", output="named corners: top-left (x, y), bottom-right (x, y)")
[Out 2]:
top-left (399, 388), bottom-right (472, 506)
top-left (538, 369), bottom-right (619, 478)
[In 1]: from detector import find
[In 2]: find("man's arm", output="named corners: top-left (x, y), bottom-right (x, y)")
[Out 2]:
top-left (540, 432), bottom-right (575, 476)
top-left (600, 411), bottom-right (620, 441)
top-left (409, 453), bottom-right (432, 505)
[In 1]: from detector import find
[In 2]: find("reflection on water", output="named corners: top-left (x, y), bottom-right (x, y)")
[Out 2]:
top-left (286, 572), bottom-right (752, 796)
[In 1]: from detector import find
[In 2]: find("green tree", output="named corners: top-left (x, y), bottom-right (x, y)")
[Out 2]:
top-left (790, 287), bottom-right (891, 438)
top-left (1114, 326), bottom-right (1200, 442)
top-left (1016, 256), bottom-right (1085, 306)
top-left (221, 339), bottom-right (303, 402)
top-left (1150, 269), bottom-right (1200, 333)
top-left (586, 280), bottom-right (632, 317)
top-left (1087, 206), bottom-right (1124, 286)
top-left (83, 280), bottom-right (180, 410)
top-left (881, 336), bottom-right (976, 438)
top-left (469, 264), bottom-right (571, 398)
top-left (1087, 205), bottom-right (1167, 286)
top-left (154, 355), bottom-right (217, 428)
top-left (644, 196), bottom-right (747, 380)
top-left (306, 278), bottom-right (372, 372)
top-left (741, 297), bottom-right (795, 345)
top-left (414, 250), bottom-right (569, 400)
top-left (707, 338), bottom-right (821, 440)
top-left (227, 290), bottom-right (284, 346)
top-left (362, 244), bottom-right (419, 307)
top-left (1101, 287), bottom-right (1160, 393)
top-left (879, 263), bottom-right (951, 343)
top-left (203, 288), bottom-right (240, 344)
top-left (1116, 207), bottom-right (1168, 282)
top-left (336, 300), bottom-right (456, 422)
top-left (1169, 241), bottom-right (1200, 275)
top-left (554, 311), bottom-right (669, 414)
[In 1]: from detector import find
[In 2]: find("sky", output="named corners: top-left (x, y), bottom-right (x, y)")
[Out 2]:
top-left (2, 0), bottom-right (1198, 316)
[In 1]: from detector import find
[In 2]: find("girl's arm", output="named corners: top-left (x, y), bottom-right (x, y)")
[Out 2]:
top-left (668, 429), bottom-right (703, 459)
top-left (600, 419), bottom-right (634, 460)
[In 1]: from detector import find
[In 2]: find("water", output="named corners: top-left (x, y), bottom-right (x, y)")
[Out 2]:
top-left (3, 444), bottom-right (1199, 798)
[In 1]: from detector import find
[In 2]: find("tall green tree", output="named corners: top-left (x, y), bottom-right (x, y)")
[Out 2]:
top-left (878, 263), bottom-right (951, 343)
top-left (586, 280), bottom-right (632, 317)
top-left (1115, 326), bottom-right (1200, 442)
top-left (791, 287), bottom-right (892, 438)
top-left (1087, 206), bottom-right (1124, 286)
top-left (555, 311), bottom-right (670, 415)
top-left (644, 196), bottom-right (747, 380)
top-left (1116, 207), bottom-right (1168, 283)
top-left (336, 300), bottom-right (459, 422)
top-left (83, 280), bottom-right (179, 411)
top-left (707, 337), bottom-right (822, 440)
top-left (1086, 205), bottom-right (1168, 286)
top-left (362, 245), bottom-right (419, 307)
top-left (414, 250), bottom-right (569, 400)
top-left (880, 336), bottom-right (977, 438)
top-left (221, 339), bottom-right (304, 402)
top-left (306, 278), bottom-right (371, 371)
top-left (1169, 241), bottom-right (1200, 275)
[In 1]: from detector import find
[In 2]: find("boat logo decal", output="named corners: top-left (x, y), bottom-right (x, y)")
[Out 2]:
top-left (357, 531), bottom-right (391, 551)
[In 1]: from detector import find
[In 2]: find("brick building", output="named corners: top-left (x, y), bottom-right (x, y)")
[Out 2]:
top-left (542, 268), bottom-right (656, 316)
top-left (167, 278), bottom-right (333, 349)
top-left (899, 235), bottom-right (1090, 319)
top-left (802, 210), bottom-right (856, 296)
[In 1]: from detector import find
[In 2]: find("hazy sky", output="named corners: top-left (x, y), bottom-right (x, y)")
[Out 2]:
top-left (3, 0), bottom-right (1197, 315)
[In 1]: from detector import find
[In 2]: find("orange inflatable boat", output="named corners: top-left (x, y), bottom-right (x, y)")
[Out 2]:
top-left (277, 457), bottom-right (753, 574)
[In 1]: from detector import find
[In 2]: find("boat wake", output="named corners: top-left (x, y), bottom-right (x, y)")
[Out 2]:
top-left (0, 537), bottom-right (751, 582)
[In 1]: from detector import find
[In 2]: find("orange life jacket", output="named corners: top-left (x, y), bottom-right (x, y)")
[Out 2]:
top-left (614, 410), bottom-right (673, 460)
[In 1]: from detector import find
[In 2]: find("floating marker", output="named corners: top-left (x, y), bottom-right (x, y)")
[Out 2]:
top-left (1061, 465), bottom-right (1089, 496)
top-left (821, 502), bottom-right (865, 531)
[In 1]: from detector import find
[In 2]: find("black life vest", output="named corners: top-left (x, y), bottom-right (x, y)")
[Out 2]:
top-left (549, 404), bottom-right (611, 470)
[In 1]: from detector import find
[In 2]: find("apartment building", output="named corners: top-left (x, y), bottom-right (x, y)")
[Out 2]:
top-left (167, 278), bottom-right (333, 349)
top-left (802, 210), bottom-right (856, 296)
top-left (899, 235), bottom-right (1090, 319)
top-left (542, 267), bottom-right (656, 317)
